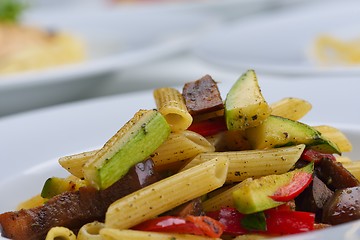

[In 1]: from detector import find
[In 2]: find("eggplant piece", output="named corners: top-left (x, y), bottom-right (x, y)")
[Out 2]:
top-left (295, 176), bottom-right (333, 221)
top-left (164, 197), bottom-right (204, 217)
top-left (315, 157), bottom-right (360, 191)
top-left (0, 158), bottom-right (160, 240)
top-left (322, 186), bottom-right (360, 225)
top-left (182, 75), bottom-right (224, 116)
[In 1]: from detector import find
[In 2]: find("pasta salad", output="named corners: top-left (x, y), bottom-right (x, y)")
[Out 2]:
top-left (0, 70), bottom-right (359, 240)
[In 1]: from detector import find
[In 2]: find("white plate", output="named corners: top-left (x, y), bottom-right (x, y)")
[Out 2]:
top-left (28, 0), bottom-right (307, 21)
top-left (0, 6), bottom-right (219, 116)
top-left (192, 0), bottom-right (360, 76)
top-left (0, 75), bottom-right (360, 239)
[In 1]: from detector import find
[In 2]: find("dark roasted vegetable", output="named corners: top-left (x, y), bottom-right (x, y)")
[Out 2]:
top-left (0, 158), bottom-right (160, 240)
top-left (322, 186), bottom-right (360, 225)
top-left (315, 157), bottom-right (360, 191)
top-left (182, 75), bottom-right (223, 116)
top-left (295, 176), bottom-right (333, 221)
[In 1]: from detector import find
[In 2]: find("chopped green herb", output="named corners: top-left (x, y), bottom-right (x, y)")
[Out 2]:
top-left (0, 0), bottom-right (26, 23)
top-left (241, 212), bottom-right (267, 231)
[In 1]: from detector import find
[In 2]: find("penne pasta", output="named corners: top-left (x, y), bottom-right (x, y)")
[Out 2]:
top-left (151, 130), bottom-right (215, 167)
top-left (232, 234), bottom-right (270, 240)
top-left (270, 97), bottom-right (312, 121)
top-left (16, 194), bottom-right (45, 210)
top-left (182, 145), bottom-right (305, 183)
top-left (100, 228), bottom-right (221, 240)
top-left (336, 156), bottom-right (353, 163)
top-left (105, 157), bottom-right (229, 230)
top-left (153, 87), bottom-right (193, 132)
top-left (314, 125), bottom-right (352, 152)
top-left (77, 221), bottom-right (105, 240)
top-left (202, 179), bottom-right (253, 212)
top-left (342, 161), bottom-right (360, 181)
top-left (45, 227), bottom-right (76, 240)
top-left (59, 150), bottom-right (98, 179)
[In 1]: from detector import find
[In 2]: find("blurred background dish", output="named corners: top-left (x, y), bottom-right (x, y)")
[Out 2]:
top-left (0, 3), bottom-right (221, 117)
top-left (0, 0), bottom-right (314, 118)
top-left (27, 0), bottom-right (309, 21)
top-left (192, 0), bottom-right (360, 76)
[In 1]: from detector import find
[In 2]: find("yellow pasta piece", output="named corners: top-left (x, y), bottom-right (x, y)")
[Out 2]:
top-left (59, 150), bottom-right (98, 179)
top-left (270, 97), bottom-right (312, 121)
top-left (152, 130), bottom-right (215, 167)
top-left (58, 130), bottom-right (214, 179)
top-left (105, 157), bottom-right (229, 229)
top-left (232, 234), bottom-right (270, 240)
top-left (342, 161), bottom-right (360, 181)
top-left (16, 194), bottom-right (45, 210)
top-left (203, 179), bottom-right (253, 212)
top-left (182, 145), bottom-right (305, 183)
top-left (314, 125), bottom-right (352, 152)
top-left (153, 87), bottom-right (193, 132)
top-left (312, 35), bottom-right (360, 65)
top-left (77, 221), bottom-right (105, 240)
top-left (45, 227), bottom-right (76, 240)
top-left (336, 156), bottom-right (353, 163)
top-left (100, 228), bottom-right (221, 240)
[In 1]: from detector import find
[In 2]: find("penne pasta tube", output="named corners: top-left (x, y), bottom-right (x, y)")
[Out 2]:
top-left (182, 145), bottom-right (305, 183)
top-left (16, 194), bottom-right (45, 210)
top-left (59, 150), bottom-right (98, 179)
top-left (77, 221), bottom-right (105, 240)
top-left (270, 97), bottom-right (312, 121)
top-left (336, 156), bottom-right (353, 163)
top-left (342, 161), bottom-right (360, 181)
top-left (45, 227), bottom-right (76, 240)
top-left (202, 178), bottom-right (253, 212)
top-left (100, 228), bottom-right (221, 240)
top-left (152, 130), bottom-right (215, 167)
top-left (153, 87), bottom-right (193, 132)
top-left (314, 125), bottom-right (352, 152)
top-left (232, 234), bottom-right (270, 240)
top-left (105, 157), bottom-right (229, 229)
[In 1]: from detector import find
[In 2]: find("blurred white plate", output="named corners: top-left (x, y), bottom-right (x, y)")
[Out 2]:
top-left (192, 0), bottom-right (360, 76)
top-left (28, 0), bottom-right (308, 21)
top-left (0, 75), bottom-right (360, 239)
top-left (0, 6), bottom-right (219, 116)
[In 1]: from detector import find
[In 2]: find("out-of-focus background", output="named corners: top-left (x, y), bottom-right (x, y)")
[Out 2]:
top-left (1, 0), bottom-right (359, 118)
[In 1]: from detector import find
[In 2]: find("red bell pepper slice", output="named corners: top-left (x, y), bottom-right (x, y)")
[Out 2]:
top-left (187, 116), bottom-right (227, 136)
top-left (269, 171), bottom-right (313, 202)
top-left (132, 215), bottom-right (224, 238)
top-left (265, 209), bottom-right (315, 235)
top-left (207, 207), bottom-right (314, 237)
top-left (301, 148), bottom-right (336, 163)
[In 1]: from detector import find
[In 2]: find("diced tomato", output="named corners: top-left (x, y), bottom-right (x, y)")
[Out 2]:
top-left (301, 148), bottom-right (336, 163)
top-left (265, 209), bottom-right (315, 235)
top-left (269, 171), bottom-right (313, 202)
top-left (187, 116), bottom-right (227, 136)
top-left (132, 215), bottom-right (224, 238)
